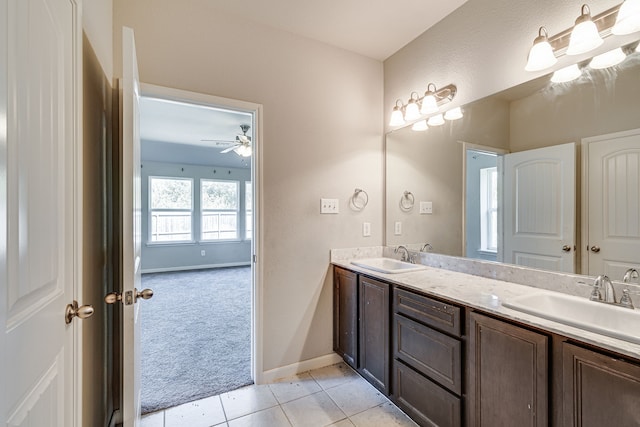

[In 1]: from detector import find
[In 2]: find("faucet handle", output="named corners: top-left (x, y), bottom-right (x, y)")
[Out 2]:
top-left (619, 289), bottom-right (635, 309)
top-left (589, 287), bottom-right (602, 301)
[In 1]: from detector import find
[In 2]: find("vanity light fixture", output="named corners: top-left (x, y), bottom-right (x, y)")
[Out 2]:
top-left (389, 100), bottom-right (406, 126)
top-left (567, 5), bottom-right (603, 56)
top-left (551, 64), bottom-right (582, 83)
top-left (420, 83), bottom-right (439, 115)
top-left (427, 114), bottom-right (445, 126)
top-left (411, 120), bottom-right (428, 131)
top-left (404, 92), bottom-right (421, 121)
top-left (612, 0), bottom-right (640, 35)
top-left (636, 42), bottom-right (640, 52)
top-left (444, 107), bottom-right (464, 121)
top-left (525, 27), bottom-right (558, 71)
top-left (589, 47), bottom-right (627, 69)
top-left (388, 84), bottom-right (457, 127)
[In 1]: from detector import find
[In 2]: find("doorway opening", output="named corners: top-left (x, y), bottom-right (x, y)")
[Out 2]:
top-left (137, 86), bottom-right (261, 414)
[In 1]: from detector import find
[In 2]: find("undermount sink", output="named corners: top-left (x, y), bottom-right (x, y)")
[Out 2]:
top-left (351, 258), bottom-right (426, 274)
top-left (503, 291), bottom-right (640, 345)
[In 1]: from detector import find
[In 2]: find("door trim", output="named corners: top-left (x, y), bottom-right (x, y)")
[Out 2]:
top-left (138, 83), bottom-right (264, 383)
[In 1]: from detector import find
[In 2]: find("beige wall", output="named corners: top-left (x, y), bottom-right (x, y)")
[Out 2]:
top-left (83, 0), bottom-right (113, 78)
top-left (384, 0), bottom-right (633, 133)
top-left (113, 0), bottom-right (384, 373)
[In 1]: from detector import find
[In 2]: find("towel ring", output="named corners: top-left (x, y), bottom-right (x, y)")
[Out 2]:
top-left (350, 188), bottom-right (369, 211)
top-left (400, 191), bottom-right (415, 211)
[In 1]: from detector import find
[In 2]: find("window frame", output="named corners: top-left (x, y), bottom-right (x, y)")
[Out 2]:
top-left (200, 179), bottom-right (240, 242)
top-left (148, 175), bottom-right (195, 244)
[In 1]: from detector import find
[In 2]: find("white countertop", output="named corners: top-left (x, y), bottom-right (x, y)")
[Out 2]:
top-left (332, 258), bottom-right (640, 360)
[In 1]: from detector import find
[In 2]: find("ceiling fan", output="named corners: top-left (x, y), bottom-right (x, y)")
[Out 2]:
top-left (202, 124), bottom-right (252, 157)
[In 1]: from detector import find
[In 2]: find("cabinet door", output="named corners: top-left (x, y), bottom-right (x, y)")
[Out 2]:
top-left (562, 343), bottom-right (640, 426)
top-left (468, 312), bottom-right (548, 427)
top-left (359, 276), bottom-right (390, 394)
top-left (333, 267), bottom-right (358, 368)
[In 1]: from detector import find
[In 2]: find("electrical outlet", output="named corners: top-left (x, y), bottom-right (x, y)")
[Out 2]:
top-left (394, 221), bottom-right (402, 235)
top-left (201, 250), bottom-right (206, 256)
top-left (420, 201), bottom-right (433, 214)
top-left (320, 198), bottom-right (339, 214)
top-left (363, 222), bottom-right (371, 237)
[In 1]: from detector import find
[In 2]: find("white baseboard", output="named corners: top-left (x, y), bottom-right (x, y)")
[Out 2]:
top-left (141, 262), bottom-right (251, 274)
top-left (258, 353), bottom-right (344, 384)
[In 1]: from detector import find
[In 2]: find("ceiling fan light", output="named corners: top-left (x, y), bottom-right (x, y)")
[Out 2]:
top-left (427, 114), bottom-right (445, 126)
top-left (589, 48), bottom-right (626, 69)
top-left (567, 5), bottom-right (603, 56)
top-left (525, 27), bottom-right (558, 72)
top-left (444, 107), bottom-right (463, 121)
top-left (411, 120), bottom-right (428, 131)
top-left (551, 64), bottom-right (582, 83)
top-left (612, 0), bottom-right (640, 35)
top-left (235, 144), bottom-right (252, 157)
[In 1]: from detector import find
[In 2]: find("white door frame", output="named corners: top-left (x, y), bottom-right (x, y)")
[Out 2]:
top-left (138, 83), bottom-right (264, 383)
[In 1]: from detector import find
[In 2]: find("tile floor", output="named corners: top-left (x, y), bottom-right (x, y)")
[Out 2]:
top-left (140, 362), bottom-right (418, 427)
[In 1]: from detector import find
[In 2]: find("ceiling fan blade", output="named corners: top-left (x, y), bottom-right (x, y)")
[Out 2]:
top-left (220, 145), bottom-right (238, 154)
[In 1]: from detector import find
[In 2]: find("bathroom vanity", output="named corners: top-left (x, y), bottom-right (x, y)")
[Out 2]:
top-left (332, 255), bottom-right (640, 427)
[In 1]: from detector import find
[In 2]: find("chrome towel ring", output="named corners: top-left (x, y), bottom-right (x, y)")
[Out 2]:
top-left (400, 190), bottom-right (415, 211)
top-left (350, 188), bottom-right (369, 211)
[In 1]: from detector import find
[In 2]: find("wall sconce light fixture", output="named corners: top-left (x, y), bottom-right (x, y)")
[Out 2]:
top-left (389, 83), bottom-right (457, 127)
top-left (525, 1), bottom-right (640, 73)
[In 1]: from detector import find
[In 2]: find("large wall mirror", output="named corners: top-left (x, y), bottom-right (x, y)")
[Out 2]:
top-left (385, 39), bottom-right (640, 279)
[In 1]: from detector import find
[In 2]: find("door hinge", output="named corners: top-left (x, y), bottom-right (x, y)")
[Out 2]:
top-left (253, 254), bottom-right (257, 263)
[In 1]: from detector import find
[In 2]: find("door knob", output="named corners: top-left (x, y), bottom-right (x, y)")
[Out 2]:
top-left (562, 245), bottom-right (572, 252)
top-left (65, 300), bottom-right (95, 324)
top-left (590, 245), bottom-right (601, 253)
top-left (104, 292), bottom-right (122, 304)
top-left (136, 288), bottom-right (154, 301)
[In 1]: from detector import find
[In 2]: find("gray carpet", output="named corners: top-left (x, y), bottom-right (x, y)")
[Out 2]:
top-left (140, 267), bottom-right (253, 414)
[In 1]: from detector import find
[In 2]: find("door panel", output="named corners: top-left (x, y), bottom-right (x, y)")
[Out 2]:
top-left (503, 143), bottom-right (576, 272)
top-left (586, 129), bottom-right (640, 277)
top-left (121, 26), bottom-right (143, 427)
top-left (1, 0), bottom-right (80, 425)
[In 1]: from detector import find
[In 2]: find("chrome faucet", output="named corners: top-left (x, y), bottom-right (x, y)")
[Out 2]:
top-left (394, 245), bottom-right (413, 263)
top-left (420, 243), bottom-right (433, 252)
top-left (623, 268), bottom-right (639, 284)
top-left (589, 274), bottom-right (635, 309)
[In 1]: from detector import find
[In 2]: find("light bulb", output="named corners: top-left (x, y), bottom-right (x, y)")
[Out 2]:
top-left (411, 120), bottom-right (428, 131)
top-left (567, 5), bottom-right (603, 56)
top-left (444, 107), bottom-right (463, 121)
top-left (612, 0), bottom-right (640, 35)
top-left (525, 27), bottom-right (558, 71)
top-left (427, 114), bottom-right (445, 126)
top-left (589, 48), bottom-right (626, 69)
top-left (551, 64), bottom-right (582, 83)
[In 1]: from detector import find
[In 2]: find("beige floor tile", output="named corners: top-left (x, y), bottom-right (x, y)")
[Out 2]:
top-left (268, 372), bottom-right (322, 404)
top-left (327, 419), bottom-right (354, 427)
top-left (141, 411), bottom-right (164, 427)
top-left (164, 395), bottom-right (226, 427)
top-left (220, 384), bottom-right (279, 420)
top-left (324, 376), bottom-right (387, 417)
top-left (349, 402), bottom-right (418, 427)
top-left (281, 391), bottom-right (347, 427)
top-left (308, 363), bottom-right (359, 390)
top-left (227, 406), bottom-right (292, 427)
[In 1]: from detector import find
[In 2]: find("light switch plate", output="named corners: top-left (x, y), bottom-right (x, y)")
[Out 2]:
top-left (394, 221), bottom-right (402, 235)
top-left (420, 201), bottom-right (433, 214)
top-left (363, 222), bottom-right (371, 237)
top-left (320, 198), bottom-right (339, 214)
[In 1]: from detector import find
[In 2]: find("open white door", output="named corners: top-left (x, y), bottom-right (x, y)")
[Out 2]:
top-left (120, 27), bottom-right (151, 427)
top-left (585, 129), bottom-right (640, 277)
top-left (1, 0), bottom-right (84, 425)
top-left (503, 143), bottom-right (576, 273)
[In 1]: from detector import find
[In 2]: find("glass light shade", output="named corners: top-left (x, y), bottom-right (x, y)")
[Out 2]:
top-left (235, 145), bottom-right (251, 157)
top-left (444, 107), bottom-right (463, 121)
top-left (389, 107), bottom-right (405, 127)
top-left (427, 114), bottom-right (445, 126)
top-left (567, 16), bottom-right (603, 56)
top-left (589, 48), bottom-right (626, 69)
top-left (551, 64), bottom-right (582, 83)
top-left (411, 120), bottom-right (428, 131)
top-left (404, 100), bottom-right (421, 121)
top-left (637, 43), bottom-right (640, 52)
top-left (612, 0), bottom-right (640, 35)
top-left (420, 94), bottom-right (438, 115)
top-left (525, 28), bottom-right (557, 71)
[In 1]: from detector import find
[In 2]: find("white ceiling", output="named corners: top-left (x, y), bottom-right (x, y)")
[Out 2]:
top-left (140, 1), bottom-right (469, 166)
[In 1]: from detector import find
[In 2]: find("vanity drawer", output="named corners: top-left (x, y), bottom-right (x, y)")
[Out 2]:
top-left (394, 288), bottom-right (461, 337)
top-left (394, 360), bottom-right (461, 427)
top-left (394, 313), bottom-right (462, 395)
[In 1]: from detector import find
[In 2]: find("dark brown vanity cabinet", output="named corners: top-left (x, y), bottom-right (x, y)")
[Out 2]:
top-left (333, 267), bottom-right (358, 368)
top-left (562, 343), bottom-right (640, 426)
top-left (392, 288), bottom-right (463, 426)
top-left (467, 312), bottom-right (548, 427)
top-left (358, 275), bottom-right (390, 395)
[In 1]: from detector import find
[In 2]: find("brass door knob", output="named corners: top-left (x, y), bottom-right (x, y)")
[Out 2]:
top-left (562, 245), bottom-right (571, 252)
top-left (65, 300), bottom-right (95, 324)
top-left (136, 288), bottom-right (154, 301)
top-left (104, 292), bottom-right (122, 304)
top-left (590, 245), bottom-right (601, 253)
